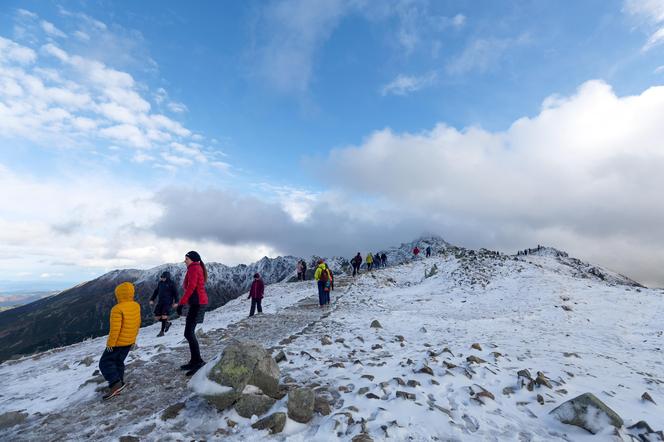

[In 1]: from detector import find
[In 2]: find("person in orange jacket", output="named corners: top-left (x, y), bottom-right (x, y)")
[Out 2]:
top-left (99, 282), bottom-right (141, 400)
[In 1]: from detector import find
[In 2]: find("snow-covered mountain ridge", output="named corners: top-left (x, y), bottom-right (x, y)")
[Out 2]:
top-left (1, 239), bottom-right (662, 441)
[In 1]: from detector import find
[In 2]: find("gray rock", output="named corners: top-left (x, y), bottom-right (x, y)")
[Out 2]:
top-left (160, 402), bottom-right (185, 421)
top-left (205, 388), bottom-right (241, 411)
top-left (234, 392), bottom-right (276, 418)
top-left (251, 412), bottom-right (286, 434)
top-left (274, 351), bottom-right (287, 363)
top-left (288, 388), bottom-right (315, 423)
top-left (396, 391), bottom-right (416, 400)
top-left (314, 396), bottom-right (332, 415)
top-left (119, 437), bottom-right (139, 442)
top-left (550, 392), bottom-right (624, 434)
top-left (352, 434), bottom-right (374, 442)
top-left (321, 336), bottom-right (333, 346)
top-left (370, 320), bottom-right (382, 328)
top-left (0, 411), bottom-right (28, 430)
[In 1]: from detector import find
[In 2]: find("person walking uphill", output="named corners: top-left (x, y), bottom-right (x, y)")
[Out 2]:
top-left (99, 282), bottom-right (141, 400)
top-left (425, 246), bottom-right (432, 258)
top-left (177, 251), bottom-right (209, 377)
top-left (248, 272), bottom-right (264, 317)
top-left (314, 260), bottom-right (332, 307)
top-left (150, 271), bottom-right (179, 337)
top-left (366, 252), bottom-right (374, 271)
top-left (351, 253), bottom-right (362, 277)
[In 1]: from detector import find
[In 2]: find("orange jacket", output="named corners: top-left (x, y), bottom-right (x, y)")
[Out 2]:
top-left (107, 282), bottom-right (141, 347)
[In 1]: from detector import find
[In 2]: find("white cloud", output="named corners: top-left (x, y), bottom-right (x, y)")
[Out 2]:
top-left (624, 0), bottom-right (664, 51)
top-left (655, 65), bottom-right (664, 73)
top-left (73, 30), bottom-right (90, 41)
top-left (452, 14), bottom-right (466, 28)
top-left (316, 80), bottom-right (664, 286)
top-left (447, 34), bottom-right (529, 75)
top-left (643, 26), bottom-right (664, 50)
top-left (17, 9), bottom-right (37, 19)
top-left (40, 20), bottom-right (67, 38)
top-left (0, 36), bottom-right (37, 64)
top-left (381, 72), bottom-right (437, 96)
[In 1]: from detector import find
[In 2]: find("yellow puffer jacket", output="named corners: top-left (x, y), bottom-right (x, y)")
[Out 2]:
top-left (107, 282), bottom-right (141, 347)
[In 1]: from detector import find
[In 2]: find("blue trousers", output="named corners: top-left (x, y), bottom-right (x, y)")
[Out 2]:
top-left (99, 345), bottom-right (131, 387)
top-left (317, 281), bottom-right (325, 305)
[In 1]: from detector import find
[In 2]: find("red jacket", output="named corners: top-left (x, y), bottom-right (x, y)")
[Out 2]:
top-left (413, 247), bottom-right (420, 255)
top-left (180, 261), bottom-right (208, 306)
top-left (249, 278), bottom-right (264, 300)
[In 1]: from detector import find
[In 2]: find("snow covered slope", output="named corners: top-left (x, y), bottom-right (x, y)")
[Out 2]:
top-left (1, 242), bottom-right (662, 441)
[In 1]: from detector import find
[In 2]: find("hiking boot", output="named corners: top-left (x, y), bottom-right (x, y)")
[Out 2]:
top-left (164, 321), bottom-right (172, 333)
top-left (180, 362), bottom-right (194, 370)
top-left (157, 331), bottom-right (164, 337)
top-left (185, 361), bottom-right (205, 377)
top-left (102, 381), bottom-right (126, 400)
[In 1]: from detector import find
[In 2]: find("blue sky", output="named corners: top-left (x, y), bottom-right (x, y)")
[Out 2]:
top-left (1, 0), bottom-right (664, 287)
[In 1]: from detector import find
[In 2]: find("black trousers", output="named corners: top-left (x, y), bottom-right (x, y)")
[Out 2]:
top-left (99, 345), bottom-right (131, 387)
top-left (250, 298), bottom-right (263, 316)
top-left (184, 305), bottom-right (203, 364)
top-left (352, 264), bottom-right (360, 276)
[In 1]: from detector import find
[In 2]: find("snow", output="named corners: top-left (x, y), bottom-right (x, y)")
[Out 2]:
top-left (189, 355), bottom-right (231, 396)
top-left (1, 243), bottom-right (663, 441)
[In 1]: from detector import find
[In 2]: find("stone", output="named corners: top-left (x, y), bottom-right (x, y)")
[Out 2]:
top-left (395, 335), bottom-right (405, 342)
top-left (119, 437), bottom-right (139, 442)
top-left (466, 355), bottom-right (486, 364)
top-left (443, 361), bottom-right (457, 369)
top-left (330, 362), bottom-right (346, 369)
top-left (419, 327), bottom-right (427, 333)
top-left (251, 412), bottom-right (286, 434)
top-left (314, 396), bottom-right (331, 416)
top-left (358, 387), bottom-right (370, 395)
top-left (365, 393), bottom-right (380, 400)
top-left (288, 388), bottom-right (315, 423)
top-left (227, 418), bottom-right (237, 428)
top-left (234, 391), bottom-right (276, 418)
top-left (361, 374), bottom-right (375, 381)
top-left (321, 336), bottom-right (333, 346)
top-left (393, 377), bottom-right (405, 386)
top-left (370, 320), bottom-right (382, 329)
top-left (550, 392), bottom-right (624, 434)
top-left (352, 434), bottom-right (374, 442)
top-left (78, 356), bottom-right (95, 367)
top-left (517, 369), bottom-right (533, 380)
top-left (471, 343), bottom-right (482, 351)
top-left (502, 386), bottom-right (516, 396)
top-left (642, 392), bottom-right (657, 404)
top-left (396, 391), bottom-right (416, 400)
top-left (537, 394), bottom-right (544, 405)
top-left (535, 372), bottom-right (553, 389)
top-left (406, 380), bottom-right (420, 388)
top-left (160, 402), bottom-right (185, 421)
top-left (274, 351), bottom-right (287, 363)
top-left (418, 366), bottom-right (434, 376)
top-left (0, 411), bottom-right (28, 430)
top-left (371, 344), bottom-right (383, 350)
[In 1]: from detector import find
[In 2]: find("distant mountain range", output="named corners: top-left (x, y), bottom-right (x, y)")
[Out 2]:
top-left (0, 236), bottom-right (641, 363)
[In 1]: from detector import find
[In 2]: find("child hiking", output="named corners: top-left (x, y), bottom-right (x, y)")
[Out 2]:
top-left (99, 282), bottom-right (141, 400)
top-left (149, 271), bottom-right (179, 337)
top-left (176, 251), bottom-right (209, 377)
top-left (248, 272), bottom-right (264, 316)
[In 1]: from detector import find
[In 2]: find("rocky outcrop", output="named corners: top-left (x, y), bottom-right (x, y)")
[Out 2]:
top-left (288, 387), bottom-right (315, 423)
top-left (550, 392), bottom-right (623, 434)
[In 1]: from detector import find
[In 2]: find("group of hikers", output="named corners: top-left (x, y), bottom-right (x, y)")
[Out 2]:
top-left (99, 245), bottom-right (435, 400)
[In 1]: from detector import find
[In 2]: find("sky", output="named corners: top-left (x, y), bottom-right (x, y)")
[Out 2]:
top-left (1, 0), bottom-right (664, 287)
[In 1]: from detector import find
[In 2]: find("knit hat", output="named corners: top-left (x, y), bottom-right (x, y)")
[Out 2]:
top-left (160, 271), bottom-right (171, 280)
top-left (254, 272), bottom-right (260, 278)
top-left (186, 251), bottom-right (201, 262)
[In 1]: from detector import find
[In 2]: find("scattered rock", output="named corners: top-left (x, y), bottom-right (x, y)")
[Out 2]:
top-left (251, 412), bottom-right (286, 434)
top-left (406, 380), bottom-right (420, 388)
top-left (642, 392), bottom-right (657, 404)
top-left (443, 361), bottom-right (457, 369)
top-left (563, 352), bottom-right (580, 358)
top-left (393, 377), bottom-right (405, 386)
top-left (361, 374), bottom-right (375, 381)
top-left (471, 343), bottom-right (482, 351)
top-left (417, 366), bottom-right (434, 376)
top-left (370, 320), bottom-right (382, 329)
top-left (419, 327), bottom-right (427, 333)
top-left (550, 392), bottom-right (624, 434)
top-left (536, 394), bottom-right (544, 405)
top-left (160, 402), bottom-right (185, 421)
top-left (561, 305), bottom-right (573, 312)
top-left (352, 434), bottom-right (374, 442)
top-left (396, 391), bottom-right (416, 401)
top-left (394, 335), bottom-right (405, 342)
top-left (430, 379), bottom-right (440, 385)
top-left (0, 411), bottom-right (28, 430)
top-left (365, 393), bottom-right (380, 400)
top-left (335, 337), bottom-right (345, 343)
top-left (234, 391), bottom-right (276, 418)
top-left (358, 387), bottom-right (370, 395)
top-left (119, 436), bottom-right (139, 442)
top-left (371, 344), bottom-right (383, 350)
top-left (274, 351), bottom-right (287, 363)
top-left (78, 356), bottom-right (95, 367)
top-left (321, 336), bottom-right (333, 346)
top-left (535, 372), bottom-right (553, 389)
top-left (227, 418), bottom-right (237, 428)
top-left (502, 387), bottom-right (516, 396)
top-left (288, 388), bottom-right (315, 423)
top-left (314, 396), bottom-right (331, 416)
top-left (466, 355), bottom-right (486, 364)
top-left (329, 362), bottom-right (346, 369)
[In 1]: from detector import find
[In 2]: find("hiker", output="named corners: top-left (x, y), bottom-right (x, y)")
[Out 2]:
top-left (99, 282), bottom-right (141, 400)
top-left (296, 260), bottom-right (304, 281)
top-left (351, 253), bottom-right (362, 276)
top-left (413, 246), bottom-right (420, 258)
top-left (425, 246), bottom-right (432, 258)
top-left (381, 252), bottom-right (387, 267)
top-left (326, 267), bottom-right (334, 305)
top-left (149, 271), bottom-right (179, 337)
top-left (366, 252), bottom-right (374, 271)
top-left (301, 260), bottom-right (307, 280)
top-left (248, 272), bottom-right (264, 316)
top-left (314, 260), bottom-right (332, 307)
top-left (176, 251), bottom-right (209, 376)
top-left (374, 252), bottom-right (381, 269)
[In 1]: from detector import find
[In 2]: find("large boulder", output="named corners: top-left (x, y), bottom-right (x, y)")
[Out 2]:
top-left (0, 411), bottom-right (28, 430)
top-left (193, 340), bottom-right (280, 411)
top-left (550, 393), bottom-right (623, 434)
top-left (288, 387), bottom-right (315, 423)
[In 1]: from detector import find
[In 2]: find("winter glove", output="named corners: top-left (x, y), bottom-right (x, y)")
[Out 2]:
top-left (176, 305), bottom-right (183, 317)
top-left (105, 346), bottom-right (113, 352)
top-left (149, 300), bottom-right (154, 306)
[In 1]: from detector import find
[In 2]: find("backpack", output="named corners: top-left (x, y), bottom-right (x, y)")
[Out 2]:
top-left (319, 266), bottom-right (329, 282)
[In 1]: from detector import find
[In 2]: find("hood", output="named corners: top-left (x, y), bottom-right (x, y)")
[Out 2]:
top-left (115, 282), bottom-right (135, 303)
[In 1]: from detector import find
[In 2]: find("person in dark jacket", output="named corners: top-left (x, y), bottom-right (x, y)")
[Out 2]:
top-left (351, 253), bottom-right (362, 277)
top-left (149, 271), bottom-right (179, 337)
top-left (425, 246), bottom-right (432, 258)
top-left (176, 251), bottom-right (209, 376)
top-left (374, 252), bottom-right (382, 269)
top-left (381, 252), bottom-right (387, 267)
top-left (248, 273), bottom-right (264, 316)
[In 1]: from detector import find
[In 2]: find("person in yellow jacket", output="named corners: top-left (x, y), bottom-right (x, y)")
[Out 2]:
top-left (366, 253), bottom-right (374, 271)
top-left (99, 282), bottom-right (141, 400)
top-left (314, 260), bottom-right (332, 307)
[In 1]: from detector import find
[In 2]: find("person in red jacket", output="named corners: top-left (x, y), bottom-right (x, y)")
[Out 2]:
top-left (248, 272), bottom-right (264, 317)
top-left (413, 246), bottom-right (420, 257)
top-left (176, 250), bottom-right (209, 376)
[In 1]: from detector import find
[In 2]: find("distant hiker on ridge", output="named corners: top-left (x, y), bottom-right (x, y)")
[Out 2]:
top-left (176, 250), bottom-right (208, 376)
top-left (248, 272), bottom-right (264, 317)
top-left (149, 271), bottom-right (179, 337)
top-left (314, 260), bottom-right (332, 307)
top-left (99, 282), bottom-right (141, 400)
top-left (381, 252), bottom-right (387, 267)
top-left (375, 251), bottom-right (381, 269)
top-left (425, 246), bottom-right (432, 258)
top-left (296, 260), bottom-right (305, 281)
top-left (351, 252), bottom-right (362, 276)
top-left (366, 252), bottom-right (374, 271)
top-left (413, 246), bottom-right (420, 258)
